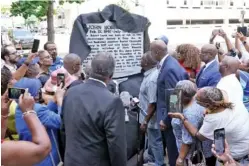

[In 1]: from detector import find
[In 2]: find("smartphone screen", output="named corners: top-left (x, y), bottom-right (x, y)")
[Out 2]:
top-left (31, 39), bottom-right (40, 53)
top-left (8, 88), bottom-right (25, 99)
top-left (168, 89), bottom-right (183, 113)
top-left (214, 128), bottom-right (225, 155)
top-left (57, 73), bottom-right (65, 88)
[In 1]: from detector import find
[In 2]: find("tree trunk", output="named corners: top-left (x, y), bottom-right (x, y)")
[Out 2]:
top-left (47, 1), bottom-right (54, 42)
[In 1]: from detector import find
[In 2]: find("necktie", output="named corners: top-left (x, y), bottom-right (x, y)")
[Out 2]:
top-left (196, 65), bottom-right (206, 83)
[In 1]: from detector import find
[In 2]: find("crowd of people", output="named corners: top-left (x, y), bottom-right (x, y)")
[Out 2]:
top-left (1, 28), bottom-right (249, 166)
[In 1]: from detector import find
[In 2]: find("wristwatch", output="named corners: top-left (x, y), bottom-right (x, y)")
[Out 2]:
top-left (181, 116), bottom-right (187, 122)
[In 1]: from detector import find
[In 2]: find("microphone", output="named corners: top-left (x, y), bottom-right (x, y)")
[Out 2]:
top-left (120, 91), bottom-right (131, 123)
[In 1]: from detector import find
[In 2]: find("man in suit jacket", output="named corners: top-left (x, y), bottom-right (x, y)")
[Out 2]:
top-left (151, 40), bottom-right (189, 166)
top-left (62, 52), bottom-right (127, 166)
top-left (196, 44), bottom-right (221, 88)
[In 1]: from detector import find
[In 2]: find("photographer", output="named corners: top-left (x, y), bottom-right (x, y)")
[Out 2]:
top-left (14, 76), bottom-right (64, 166)
top-left (169, 87), bottom-right (249, 165)
top-left (1, 69), bottom-right (51, 165)
top-left (171, 80), bottom-right (214, 166)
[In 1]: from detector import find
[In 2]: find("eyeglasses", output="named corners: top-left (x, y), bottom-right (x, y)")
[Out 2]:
top-left (47, 48), bottom-right (56, 52)
top-left (9, 51), bottom-right (17, 55)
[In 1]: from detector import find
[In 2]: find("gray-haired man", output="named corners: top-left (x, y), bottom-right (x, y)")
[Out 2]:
top-left (62, 52), bottom-right (127, 166)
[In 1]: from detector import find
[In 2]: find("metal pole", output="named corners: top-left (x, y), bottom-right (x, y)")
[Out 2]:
top-left (241, 10), bottom-right (245, 27)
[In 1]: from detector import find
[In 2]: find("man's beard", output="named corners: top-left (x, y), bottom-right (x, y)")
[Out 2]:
top-left (9, 59), bottom-right (17, 65)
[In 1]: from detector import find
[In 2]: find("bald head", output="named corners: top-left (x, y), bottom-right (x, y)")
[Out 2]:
top-left (90, 52), bottom-right (115, 82)
top-left (219, 56), bottom-right (240, 76)
top-left (200, 44), bottom-right (218, 63)
top-left (150, 40), bottom-right (168, 61)
top-left (63, 53), bottom-right (81, 75)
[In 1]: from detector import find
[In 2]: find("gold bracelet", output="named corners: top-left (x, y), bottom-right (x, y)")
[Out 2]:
top-left (22, 110), bottom-right (37, 118)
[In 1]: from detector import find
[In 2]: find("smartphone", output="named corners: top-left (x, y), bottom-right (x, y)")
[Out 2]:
top-left (167, 89), bottom-right (183, 113)
top-left (212, 29), bottom-right (219, 36)
top-left (57, 73), bottom-right (65, 88)
top-left (214, 128), bottom-right (225, 155)
top-left (237, 26), bottom-right (247, 36)
top-left (38, 88), bottom-right (44, 103)
top-left (8, 88), bottom-right (25, 99)
top-left (31, 39), bottom-right (40, 53)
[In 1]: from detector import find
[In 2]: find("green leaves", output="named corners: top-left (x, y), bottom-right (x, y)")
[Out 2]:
top-left (10, 0), bottom-right (85, 20)
top-left (59, 0), bottom-right (85, 5)
top-left (10, 0), bottom-right (49, 20)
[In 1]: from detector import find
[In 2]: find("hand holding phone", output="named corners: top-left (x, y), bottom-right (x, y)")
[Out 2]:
top-left (168, 89), bottom-right (183, 113)
top-left (8, 88), bottom-right (25, 99)
top-left (237, 26), bottom-right (247, 37)
top-left (57, 73), bottom-right (65, 88)
top-left (19, 89), bottom-right (35, 113)
top-left (214, 128), bottom-right (225, 155)
top-left (212, 139), bottom-right (234, 164)
top-left (1, 91), bottom-right (12, 116)
top-left (31, 39), bottom-right (40, 53)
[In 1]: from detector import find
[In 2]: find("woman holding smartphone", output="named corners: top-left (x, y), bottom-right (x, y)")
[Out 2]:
top-left (1, 89), bottom-right (51, 165)
top-left (171, 80), bottom-right (214, 166)
top-left (169, 87), bottom-right (249, 165)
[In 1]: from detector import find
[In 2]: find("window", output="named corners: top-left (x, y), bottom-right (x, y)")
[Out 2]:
top-left (186, 19), bottom-right (224, 25)
top-left (229, 19), bottom-right (240, 24)
top-left (203, 0), bottom-right (215, 6)
top-left (167, 20), bottom-right (183, 25)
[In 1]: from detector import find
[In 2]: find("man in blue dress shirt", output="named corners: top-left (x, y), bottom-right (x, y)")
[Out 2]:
top-left (44, 41), bottom-right (63, 73)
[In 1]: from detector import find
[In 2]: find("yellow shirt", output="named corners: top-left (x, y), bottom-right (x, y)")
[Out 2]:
top-left (5, 101), bottom-right (19, 140)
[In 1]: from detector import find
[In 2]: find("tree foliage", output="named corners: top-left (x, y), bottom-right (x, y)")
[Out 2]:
top-left (1, 6), bottom-right (11, 15)
top-left (10, 0), bottom-right (85, 42)
top-left (10, 0), bottom-right (85, 20)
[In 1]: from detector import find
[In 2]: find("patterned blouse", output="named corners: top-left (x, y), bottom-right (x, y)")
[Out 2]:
top-left (171, 100), bottom-right (213, 159)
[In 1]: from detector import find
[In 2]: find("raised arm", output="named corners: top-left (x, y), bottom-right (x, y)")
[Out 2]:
top-left (168, 112), bottom-right (207, 141)
top-left (219, 29), bottom-right (234, 52)
top-left (12, 53), bottom-right (36, 81)
top-left (1, 91), bottom-right (51, 166)
top-left (237, 32), bottom-right (249, 53)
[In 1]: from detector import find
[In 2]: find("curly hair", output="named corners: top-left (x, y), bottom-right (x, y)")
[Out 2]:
top-left (196, 87), bottom-right (233, 112)
top-left (1, 67), bottom-right (12, 95)
top-left (176, 44), bottom-right (201, 70)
